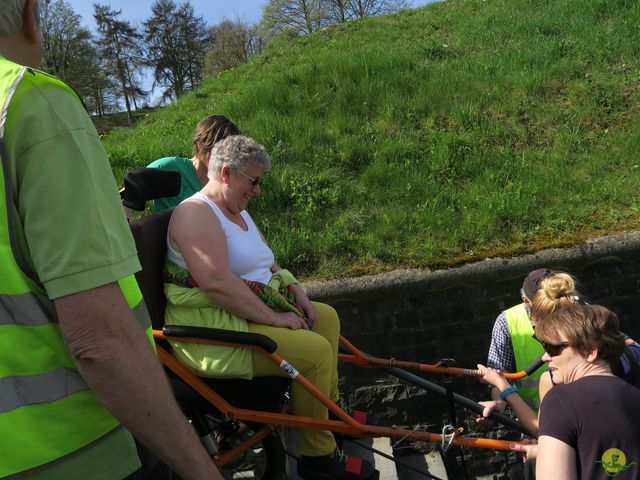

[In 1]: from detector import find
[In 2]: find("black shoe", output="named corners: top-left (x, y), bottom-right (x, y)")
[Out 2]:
top-left (298, 448), bottom-right (375, 480)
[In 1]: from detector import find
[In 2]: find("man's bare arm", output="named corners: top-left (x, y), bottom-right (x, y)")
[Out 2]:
top-left (54, 282), bottom-right (223, 480)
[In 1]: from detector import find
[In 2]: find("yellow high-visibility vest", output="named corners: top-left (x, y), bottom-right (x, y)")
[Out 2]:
top-left (0, 56), bottom-right (152, 478)
top-left (505, 303), bottom-right (545, 409)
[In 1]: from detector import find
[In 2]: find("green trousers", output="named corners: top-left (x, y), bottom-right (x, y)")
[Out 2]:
top-left (248, 302), bottom-right (340, 456)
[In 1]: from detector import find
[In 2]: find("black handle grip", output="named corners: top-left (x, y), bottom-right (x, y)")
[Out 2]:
top-left (163, 325), bottom-right (278, 353)
top-left (523, 354), bottom-right (545, 376)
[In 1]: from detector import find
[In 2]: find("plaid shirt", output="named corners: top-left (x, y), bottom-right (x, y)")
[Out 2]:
top-left (487, 310), bottom-right (516, 372)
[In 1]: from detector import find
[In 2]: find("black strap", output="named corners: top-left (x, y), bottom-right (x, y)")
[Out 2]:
top-left (443, 375), bottom-right (458, 428)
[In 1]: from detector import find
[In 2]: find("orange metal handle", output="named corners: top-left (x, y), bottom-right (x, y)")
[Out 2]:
top-left (338, 335), bottom-right (543, 380)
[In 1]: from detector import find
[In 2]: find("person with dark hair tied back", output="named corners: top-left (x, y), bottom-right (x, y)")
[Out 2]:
top-left (148, 115), bottom-right (240, 211)
top-left (479, 273), bottom-right (640, 467)
top-left (535, 304), bottom-right (640, 479)
top-left (478, 272), bottom-right (581, 437)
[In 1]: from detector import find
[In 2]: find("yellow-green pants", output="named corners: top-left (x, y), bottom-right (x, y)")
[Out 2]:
top-left (248, 301), bottom-right (339, 456)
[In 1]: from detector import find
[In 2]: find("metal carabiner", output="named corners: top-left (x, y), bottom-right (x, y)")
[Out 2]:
top-left (441, 424), bottom-right (457, 453)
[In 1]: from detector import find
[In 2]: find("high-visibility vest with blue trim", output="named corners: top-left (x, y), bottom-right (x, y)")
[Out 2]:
top-left (0, 57), bottom-right (152, 478)
top-left (505, 303), bottom-right (545, 410)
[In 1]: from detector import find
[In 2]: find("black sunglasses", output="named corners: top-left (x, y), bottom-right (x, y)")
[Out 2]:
top-left (533, 333), bottom-right (570, 357)
top-left (237, 169), bottom-right (264, 187)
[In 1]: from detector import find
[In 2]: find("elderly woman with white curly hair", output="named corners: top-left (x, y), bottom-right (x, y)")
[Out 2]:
top-left (164, 135), bottom-right (374, 480)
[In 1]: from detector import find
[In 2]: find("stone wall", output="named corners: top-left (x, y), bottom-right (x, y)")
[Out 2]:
top-left (303, 232), bottom-right (640, 478)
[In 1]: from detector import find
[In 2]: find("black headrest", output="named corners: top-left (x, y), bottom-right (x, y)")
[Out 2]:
top-left (129, 208), bottom-right (174, 328)
top-left (122, 168), bottom-right (181, 211)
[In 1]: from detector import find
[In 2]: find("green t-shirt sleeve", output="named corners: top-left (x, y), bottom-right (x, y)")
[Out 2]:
top-left (147, 156), bottom-right (201, 211)
top-left (7, 74), bottom-right (140, 299)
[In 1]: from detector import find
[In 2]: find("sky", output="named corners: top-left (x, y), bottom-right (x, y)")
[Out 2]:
top-left (68, 0), bottom-right (268, 30)
top-left (66, 0), bottom-right (438, 31)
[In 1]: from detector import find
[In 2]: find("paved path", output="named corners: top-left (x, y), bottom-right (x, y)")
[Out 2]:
top-left (283, 429), bottom-right (449, 480)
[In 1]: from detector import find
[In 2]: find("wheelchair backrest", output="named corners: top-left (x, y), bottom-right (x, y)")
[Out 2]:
top-left (129, 208), bottom-right (174, 329)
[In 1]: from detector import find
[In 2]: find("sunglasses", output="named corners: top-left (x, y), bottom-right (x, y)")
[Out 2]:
top-left (533, 334), bottom-right (570, 357)
top-left (237, 169), bottom-right (263, 187)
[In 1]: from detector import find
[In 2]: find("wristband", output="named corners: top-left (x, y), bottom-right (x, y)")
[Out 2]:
top-left (499, 385), bottom-right (519, 401)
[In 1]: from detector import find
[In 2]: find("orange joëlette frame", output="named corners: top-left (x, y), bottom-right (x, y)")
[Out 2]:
top-left (153, 329), bottom-right (529, 469)
top-left (338, 335), bottom-right (543, 380)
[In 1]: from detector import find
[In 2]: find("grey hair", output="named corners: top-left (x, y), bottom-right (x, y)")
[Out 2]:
top-left (0, 0), bottom-right (32, 36)
top-left (207, 135), bottom-right (272, 180)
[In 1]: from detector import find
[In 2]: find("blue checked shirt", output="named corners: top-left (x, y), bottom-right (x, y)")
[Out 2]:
top-left (487, 311), bottom-right (516, 372)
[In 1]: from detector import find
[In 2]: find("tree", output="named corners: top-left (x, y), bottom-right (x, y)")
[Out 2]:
top-left (323, 0), bottom-right (350, 23)
top-left (143, 0), bottom-right (209, 102)
top-left (343, 0), bottom-right (410, 19)
top-left (260, 0), bottom-right (328, 37)
top-left (204, 18), bottom-right (263, 76)
top-left (94, 4), bottom-right (146, 123)
top-left (40, 0), bottom-right (90, 78)
top-left (39, 0), bottom-right (115, 114)
top-left (260, 0), bottom-right (409, 37)
top-left (83, 57), bottom-right (119, 117)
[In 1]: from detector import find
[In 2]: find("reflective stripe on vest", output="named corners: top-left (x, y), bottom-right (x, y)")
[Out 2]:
top-left (505, 303), bottom-right (545, 409)
top-left (0, 56), bottom-right (151, 478)
top-left (0, 368), bottom-right (87, 414)
top-left (0, 290), bottom-right (151, 332)
top-left (0, 291), bottom-right (57, 326)
top-left (119, 275), bottom-right (155, 345)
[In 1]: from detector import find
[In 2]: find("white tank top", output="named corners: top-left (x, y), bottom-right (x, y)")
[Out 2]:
top-left (167, 192), bottom-right (274, 284)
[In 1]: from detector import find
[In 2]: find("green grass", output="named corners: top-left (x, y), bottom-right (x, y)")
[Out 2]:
top-left (103, 0), bottom-right (640, 279)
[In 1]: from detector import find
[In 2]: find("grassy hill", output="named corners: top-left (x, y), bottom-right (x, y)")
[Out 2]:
top-left (104, 0), bottom-right (640, 280)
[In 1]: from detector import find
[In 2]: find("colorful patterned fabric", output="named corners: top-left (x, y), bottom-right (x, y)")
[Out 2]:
top-left (164, 258), bottom-right (198, 288)
top-left (244, 279), bottom-right (304, 318)
top-left (164, 259), bottom-right (305, 318)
